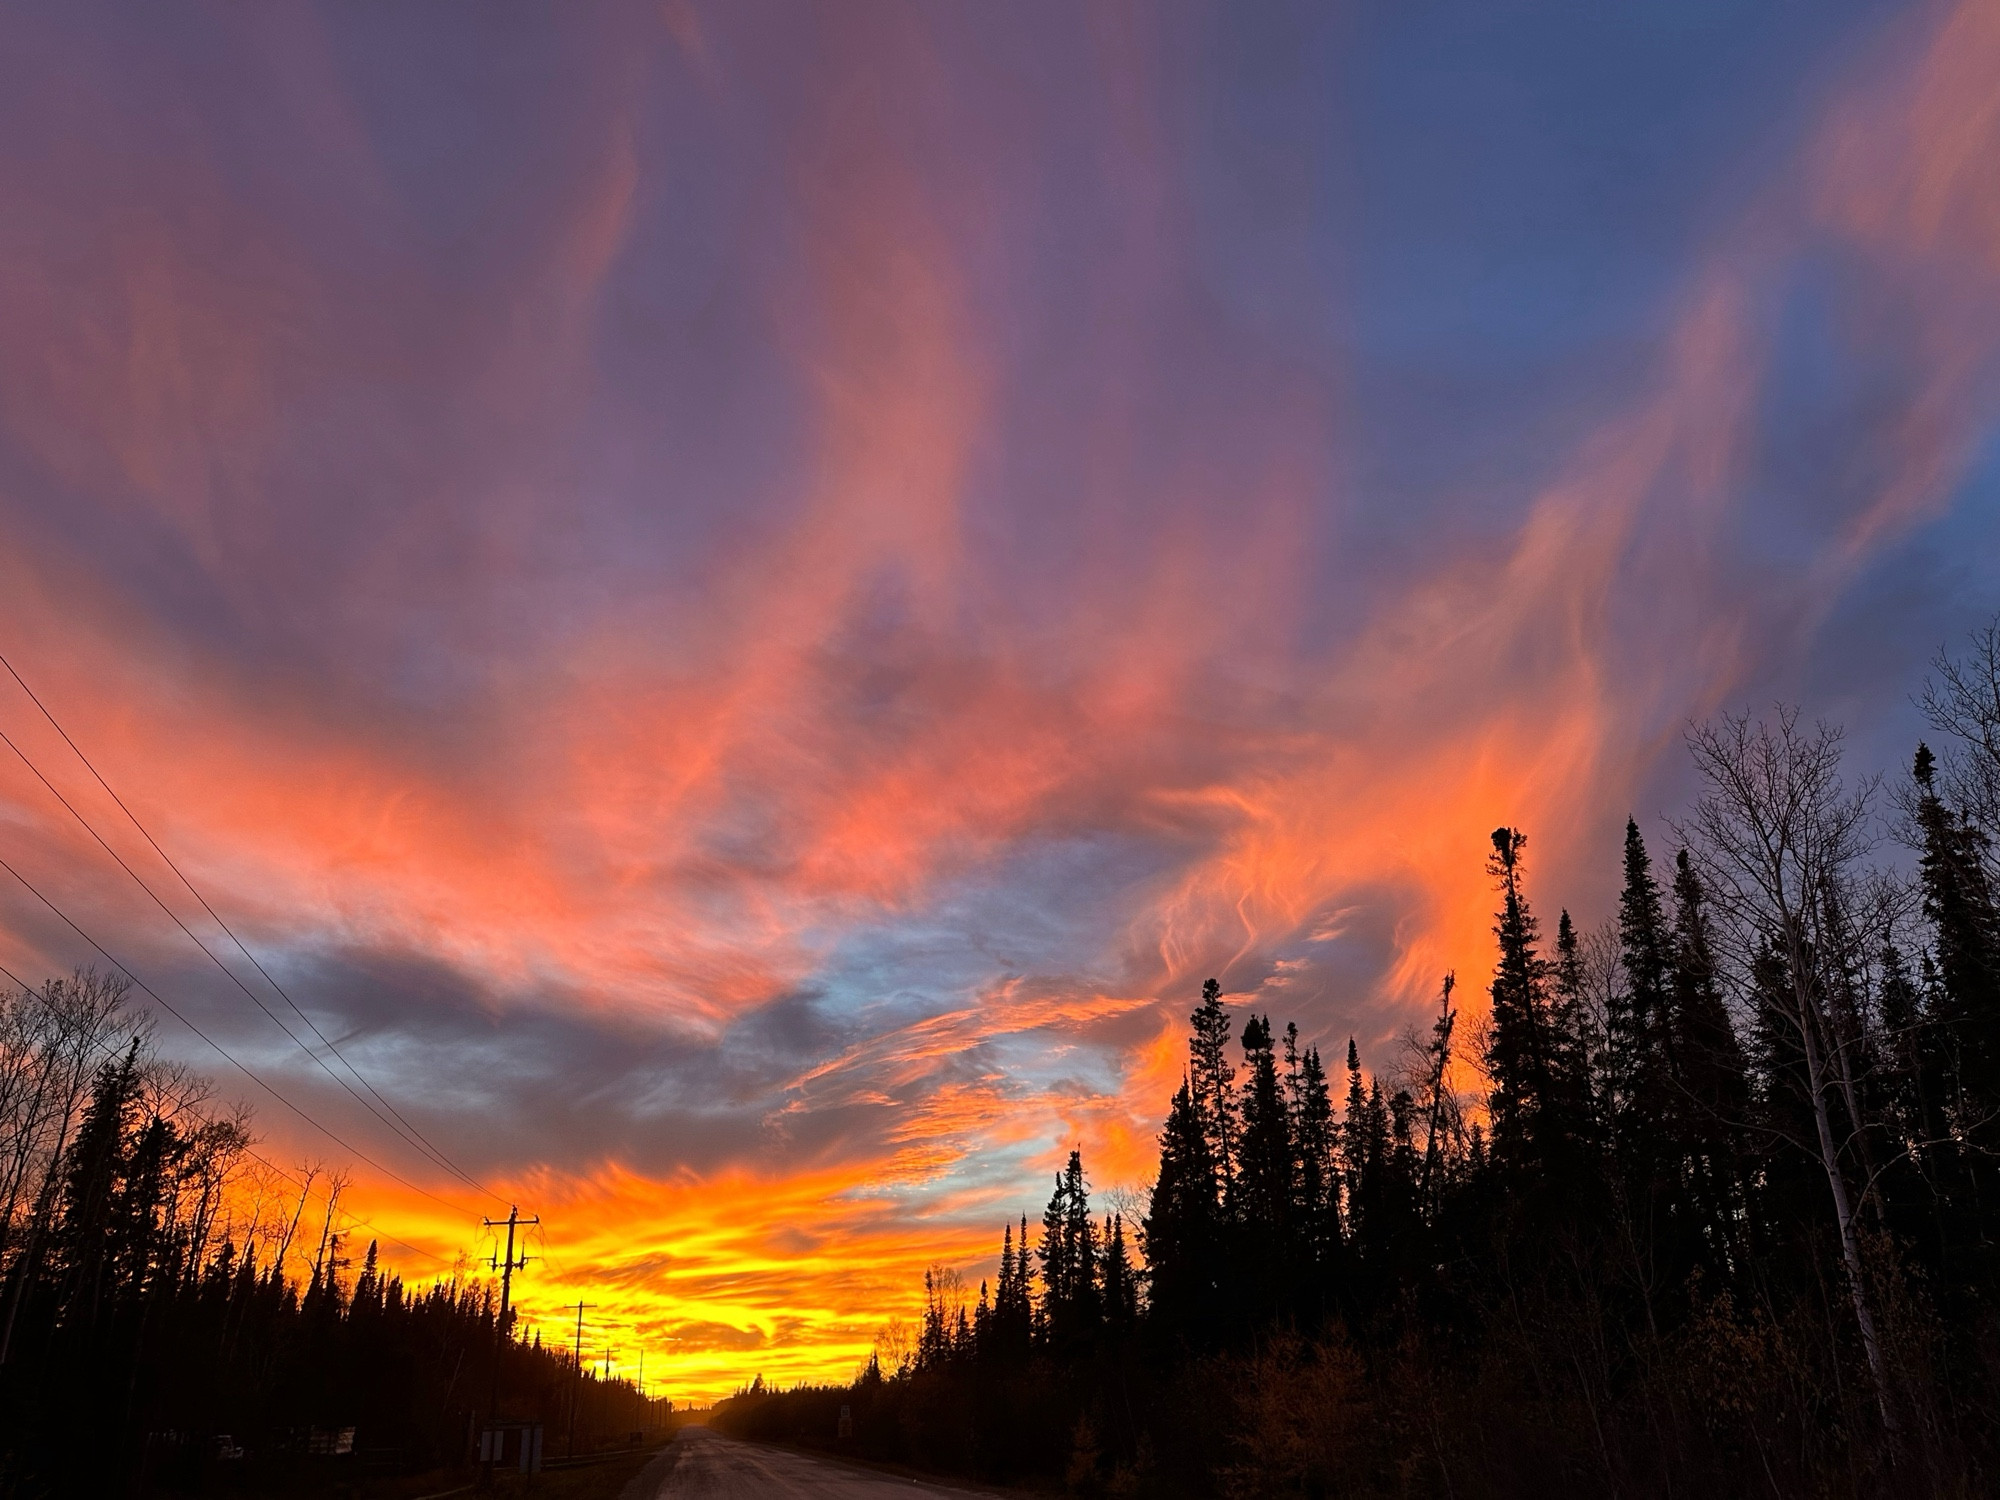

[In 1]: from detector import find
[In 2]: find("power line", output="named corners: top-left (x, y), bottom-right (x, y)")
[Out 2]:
top-left (0, 853), bottom-right (480, 1219)
top-left (0, 721), bottom-right (499, 1203)
top-left (0, 957), bottom-right (454, 1273)
top-left (0, 651), bottom-right (507, 1208)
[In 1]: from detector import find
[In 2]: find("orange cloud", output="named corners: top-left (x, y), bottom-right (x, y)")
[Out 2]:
top-left (0, 0), bottom-right (1997, 1408)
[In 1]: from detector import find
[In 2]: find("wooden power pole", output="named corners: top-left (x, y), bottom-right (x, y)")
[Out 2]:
top-left (481, 1205), bottom-right (539, 1435)
top-left (567, 1299), bottom-right (595, 1457)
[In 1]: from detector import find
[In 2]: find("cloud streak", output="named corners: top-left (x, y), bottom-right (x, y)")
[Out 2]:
top-left (0, 0), bottom-right (1997, 1400)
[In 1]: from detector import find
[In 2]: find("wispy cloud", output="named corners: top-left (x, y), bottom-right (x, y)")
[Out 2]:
top-left (0, 0), bottom-right (1994, 1402)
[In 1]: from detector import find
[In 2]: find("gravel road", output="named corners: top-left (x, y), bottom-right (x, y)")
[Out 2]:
top-left (624, 1426), bottom-right (995, 1499)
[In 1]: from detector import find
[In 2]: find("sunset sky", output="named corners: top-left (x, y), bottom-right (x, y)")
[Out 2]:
top-left (3, 0), bottom-right (2000, 1402)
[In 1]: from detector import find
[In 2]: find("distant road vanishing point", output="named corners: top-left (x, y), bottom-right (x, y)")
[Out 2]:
top-left (627, 1426), bottom-right (996, 1499)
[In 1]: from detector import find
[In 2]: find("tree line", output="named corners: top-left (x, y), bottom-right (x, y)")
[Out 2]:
top-left (0, 970), bottom-right (656, 1494)
top-left (717, 621), bottom-right (2000, 1497)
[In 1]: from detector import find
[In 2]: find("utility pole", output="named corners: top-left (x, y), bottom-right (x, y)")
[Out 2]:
top-left (566, 1300), bottom-right (595, 1457)
top-left (481, 1205), bottom-right (539, 1437)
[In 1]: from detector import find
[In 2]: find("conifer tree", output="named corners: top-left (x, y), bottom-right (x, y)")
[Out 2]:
top-left (989, 1219), bottom-right (1034, 1357)
top-left (1232, 1016), bottom-right (1293, 1236)
top-left (50, 1042), bottom-right (140, 1328)
top-left (1100, 1214), bottom-right (1138, 1336)
top-left (1065, 1154), bottom-right (1100, 1334)
top-left (1143, 1079), bottom-right (1222, 1343)
top-left (1549, 914), bottom-right (1597, 1135)
top-left (1667, 847), bottom-right (1752, 1277)
top-left (921, 1267), bottom-right (949, 1368)
top-left (1230, 1016), bottom-right (1295, 1320)
top-left (998, 1225), bottom-right (1015, 1312)
top-left (1288, 1029), bottom-right (1339, 1273)
top-left (1483, 828), bottom-right (1557, 1174)
top-left (106, 1110), bottom-right (172, 1302)
top-left (1038, 1151), bottom-right (1099, 1346)
top-left (1913, 743), bottom-right (2000, 1106)
top-left (1188, 980), bottom-right (1237, 1197)
top-left (1339, 1040), bottom-right (1368, 1237)
top-left (1344, 1072), bottom-right (1392, 1269)
top-left (1871, 940), bottom-right (1971, 1268)
top-left (1039, 1170), bottom-right (1069, 1316)
top-left (1383, 1087), bottom-right (1419, 1249)
top-left (353, 1240), bottom-right (382, 1318)
top-left (1611, 819), bottom-right (1676, 1150)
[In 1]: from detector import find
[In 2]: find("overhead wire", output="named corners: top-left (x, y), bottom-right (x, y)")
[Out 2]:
top-left (0, 852), bottom-right (480, 1219)
top-left (0, 721), bottom-right (502, 1205)
top-left (0, 651), bottom-right (507, 1208)
top-left (0, 957), bottom-right (455, 1273)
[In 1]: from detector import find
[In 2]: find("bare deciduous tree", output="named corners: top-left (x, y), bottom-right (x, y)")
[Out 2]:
top-left (1678, 708), bottom-right (1895, 1429)
top-left (1919, 614), bottom-right (2000, 843)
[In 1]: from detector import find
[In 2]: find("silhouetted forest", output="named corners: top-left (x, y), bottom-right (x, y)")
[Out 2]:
top-left (0, 972), bottom-right (658, 1496)
top-left (717, 623), bottom-right (2000, 1496)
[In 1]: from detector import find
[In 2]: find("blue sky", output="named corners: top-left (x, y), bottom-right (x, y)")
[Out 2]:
top-left (0, 0), bottom-right (1995, 1393)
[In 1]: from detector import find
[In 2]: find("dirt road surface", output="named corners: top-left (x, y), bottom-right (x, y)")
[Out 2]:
top-left (623, 1426), bottom-right (997, 1499)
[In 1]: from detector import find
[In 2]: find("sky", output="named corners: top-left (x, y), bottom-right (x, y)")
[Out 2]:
top-left (2, 0), bottom-right (2000, 1401)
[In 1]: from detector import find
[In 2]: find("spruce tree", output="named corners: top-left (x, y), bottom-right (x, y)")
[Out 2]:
top-left (50, 1042), bottom-right (140, 1329)
top-left (1873, 940), bottom-right (1969, 1273)
top-left (1913, 744), bottom-right (2000, 1105)
top-left (1038, 1150), bottom-right (1098, 1346)
top-left (1100, 1214), bottom-right (1138, 1336)
top-left (1289, 1034), bottom-right (1339, 1275)
top-left (1039, 1168), bottom-right (1071, 1335)
top-left (1189, 979), bottom-right (1238, 1196)
top-left (1340, 1040), bottom-right (1368, 1240)
top-left (1611, 819), bottom-right (1676, 1148)
top-left (1343, 1070), bottom-right (1391, 1271)
top-left (1231, 1016), bottom-right (1295, 1322)
top-left (1667, 847), bottom-right (1753, 1279)
top-left (1143, 1079), bottom-right (1222, 1344)
top-left (989, 1218), bottom-right (1034, 1357)
top-left (1232, 1016), bottom-right (1293, 1236)
top-left (1483, 828), bottom-right (1557, 1174)
top-left (1549, 912), bottom-right (1597, 1136)
top-left (106, 1111), bottom-right (173, 1302)
top-left (1064, 1152), bottom-right (1100, 1336)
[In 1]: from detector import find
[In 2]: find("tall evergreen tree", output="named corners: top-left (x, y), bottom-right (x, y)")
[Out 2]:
top-left (1913, 743), bottom-right (2000, 1107)
top-left (1339, 1040), bottom-right (1368, 1239)
top-left (1611, 819), bottom-right (1676, 1150)
top-left (1232, 1016), bottom-right (1294, 1236)
top-left (107, 1110), bottom-right (175, 1301)
top-left (1100, 1214), bottom-right (1138, 1337)
top-left (1231, 1016), bottom-right (1295, 1322)
top-left (50, 1042), bottom-right (140, 1329)
top-left (1667, 847), bottom-right (1752, 1279)
top-left (1288, 1029), bottom-right (1339, 1276)
top-left (1188, 980), bottom-right (1237, 1197)
top-left (1549, 912), bottom-right (1597, 1137)
top-left (1343, 1069), bottom-right (1392, 1273)
top-left (1483, 828), bottom-right (1558, 1174)
top-left (1142, 1081), bottom-right (1221, 1343)
top-left (1038, 1151), bottom-right (1099, 1346)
